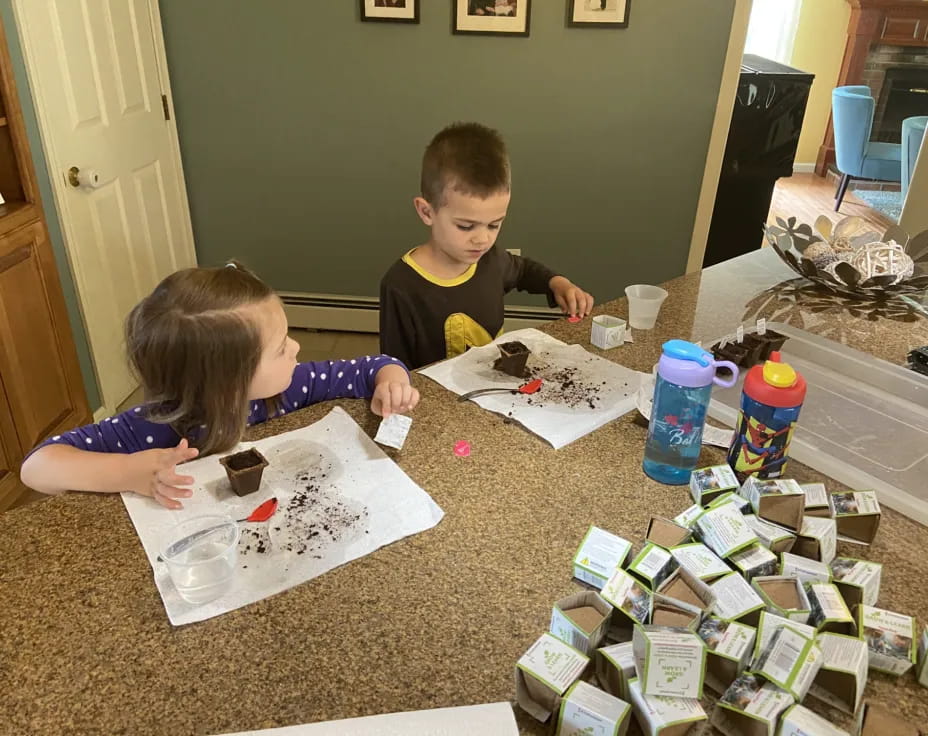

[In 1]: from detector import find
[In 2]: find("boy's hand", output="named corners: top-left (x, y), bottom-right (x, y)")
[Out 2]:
top-left (372, 364), bottom-right (420, 418)
top-left (128, 438), bottom-right (199, 510)
top-left (549, 276), bottom-right (594, 319)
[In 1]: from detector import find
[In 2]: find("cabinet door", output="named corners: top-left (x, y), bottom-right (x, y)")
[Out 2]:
top-left (0, 386), bottom-right (24, 508)
top-left (880, 15), bottom-right (922, 44)
top-left (0, 221), bottom-right (90, 457)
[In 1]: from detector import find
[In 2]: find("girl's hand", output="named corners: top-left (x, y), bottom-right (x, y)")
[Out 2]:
top-left (128, 438), bottom-right (199, 510)
top-left (371, 364), bottom-right (420, 417)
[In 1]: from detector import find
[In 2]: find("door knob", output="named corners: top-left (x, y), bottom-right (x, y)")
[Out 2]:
top-left (67, 166), bottom-right (101, 189)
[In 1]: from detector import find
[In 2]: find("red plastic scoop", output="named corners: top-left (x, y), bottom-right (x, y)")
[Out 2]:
top-left (239, 497), bottom-right (278, 523)
top-left (458, 379), bottom-right (543, 401)
top-left (519, 378), bottom-right (543, 394)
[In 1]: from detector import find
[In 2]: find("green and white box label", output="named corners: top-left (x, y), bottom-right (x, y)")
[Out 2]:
top-left (697, 617), bottom-right (755, 662)
top-left (807, 583), bottom-right (852, 629)
top-left (780, 552), bottom-right (831, 585)
top-left (755, 627), bottom-right (821, 699)
top-left (831, 558), bottom-right (881, 607)
top-left (831, 490), bottom-right (880, 516)
top-left (745, 514), bottom-right (795, 549)
top-left (633, 626), bottom-right (706, 699)
top-left (715, 673), bottom-right (793, 736)
top-left (858, 605), bottom-right (916, 675)
top-left (811, 633), bottom-right (868, 714)
top-left (627, 679), bottom-right (706, 736)
top-left (557, 680), bottom-right (630, 736)
top-left (630, 543), bottom-right (675, 588)
top-left (673, 504), bottom-right (703, 529)
top-left (517, 633), bottom-right (589, 695)
top-left (670, 542), bottom-right (731, 580)
top-left (729, 543), bottom-right (778, 579)
top-left (695, 501), bottom-right (757, 558)
top-left (800, 482), bottom-right (829, 509)
top-left (753, 611), bottom-right (816, 661)
top-left (690, 465), bottom-right (738, 503)
top-left (779, 704), bottom-right (851, 736)
top-left (739, 477), bottom-right (804, 511)
top-left (711, 571), bottom-right (765, 621)
top-left (799, 516), bottom-right (837, 564)
top-left (601, 568), bottom-right (651, 625)
top-left (573, 526), bottom-right (633, 589)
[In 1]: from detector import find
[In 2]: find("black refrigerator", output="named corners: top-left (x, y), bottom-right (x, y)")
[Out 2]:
top-left (703, 54), bottom-right (814, 267)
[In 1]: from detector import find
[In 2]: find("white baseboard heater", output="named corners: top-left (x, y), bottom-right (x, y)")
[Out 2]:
top-left (279, 291), bottom-right (561, 334)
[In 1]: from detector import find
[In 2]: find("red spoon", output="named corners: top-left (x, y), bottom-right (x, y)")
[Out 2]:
top-left (459, 378), bottom-right (543, 401)
top-left (239, 497), bottom-right (278, 523)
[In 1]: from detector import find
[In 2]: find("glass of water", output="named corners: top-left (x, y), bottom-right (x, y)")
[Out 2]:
top-left (160, 515), bottom-right (240, 605)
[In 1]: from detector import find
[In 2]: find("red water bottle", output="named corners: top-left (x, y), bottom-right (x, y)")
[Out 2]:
top-left (727, 352), bottom-right (806, 480)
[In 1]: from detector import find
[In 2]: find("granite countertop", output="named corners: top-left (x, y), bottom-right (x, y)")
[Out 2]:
top-left (2, 249), bottom-right (927, 735)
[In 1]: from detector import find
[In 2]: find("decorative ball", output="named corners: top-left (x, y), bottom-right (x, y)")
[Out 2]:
top-left (848, 241), bottom-right (915, 284)
top-left (802, 241), bottom-right (839, 270)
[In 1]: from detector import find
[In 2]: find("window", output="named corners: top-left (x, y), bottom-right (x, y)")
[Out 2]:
top-left (744, 0), bottom-right (804, 64)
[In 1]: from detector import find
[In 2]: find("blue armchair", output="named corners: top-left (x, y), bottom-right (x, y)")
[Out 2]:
top-left (902, 116), bottom-right (927, 199)
top-left (832, 85), bottom-right (902, 211)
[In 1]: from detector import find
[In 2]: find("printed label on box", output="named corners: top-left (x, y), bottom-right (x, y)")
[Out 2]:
top-left (517, 633), bottom-right (589, 695)
top-left (813, 632), bottom-right (868, 713)
top-left (831, 491), bottom-right (880, 516)
top-left (690, 465), bottom-right (738, 503)
top-left (695, 501), bottom-right (757, 558)
top-left (780, 704), bottom-right (851, 736)
top-left (697, 617), bottom-right (755, 662)
top-left (573, 526), bottom-right (632, 588)
top-left (627, 679), bottom-right (706, 735)
top-left (557, 680), bottom-right (630, 736)
top-left (859, 605), bottom-right (916, 675)
top-left (708, 491), bottom-right (751, 513)
top-left (601, 568), bottom-right (651, 625)
top-left (807, 583), bottom-right (852, 629)
top-left (798, 516), bottom-right (837, 564)
top-left (729, 543), bottom-right (778, 579)
top-left (551, 603), bottom-right (607, 656)
top-left (717, 672), bottom-right (793, 729)
top-left (670, 543), bottom-right (731, 580)
top-left (780, 552), bottom-right (831, 584)
top-left (756, 628), bottom-right (819, 698)
top-left (753, 611), bottom-right (816, 661)
top-left (745, 514), bottom-right (795, 548)
top-left (630, 543), bottom-right (676, 588)
top-left (831, 558), bottom-right (881, 607)
top-left (917, 625), bottom-right (928, 687)
top-left (674, 504), bottom-right (704, 529)
top-left (800, 482), bottom-right (829, 508)
top-left (600, 642), bottom-right (636, 674)
top-left (739, 477), bottom-right (804, 510)
top-left (711, 571), bottom-right (765, 621)
top-left (634, 627), bottom-right (706, 699)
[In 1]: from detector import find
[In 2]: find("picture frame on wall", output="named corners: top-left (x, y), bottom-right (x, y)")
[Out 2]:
top-left (360, 0), bottom-right (420, 24)
top-left (454, 0), bottom-right (531, 37)
top-left (568, 0), bottom-right (630, 28)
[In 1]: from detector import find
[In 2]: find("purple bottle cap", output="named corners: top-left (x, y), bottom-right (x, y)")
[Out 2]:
top-left (658, 340), bottom-right (739, 388)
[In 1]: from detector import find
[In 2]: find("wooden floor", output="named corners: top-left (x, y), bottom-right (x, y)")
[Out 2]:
top-left (768, 172), bottom-right (894, 233)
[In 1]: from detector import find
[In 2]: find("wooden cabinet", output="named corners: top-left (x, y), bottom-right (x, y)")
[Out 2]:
top-left (880, 13), bottom-right (923, 44)
top-left (0, 16), bottom-right (90, 509)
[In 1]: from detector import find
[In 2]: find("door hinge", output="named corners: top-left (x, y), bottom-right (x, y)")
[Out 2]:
top-left (161, 94), bottom-right (171, 121)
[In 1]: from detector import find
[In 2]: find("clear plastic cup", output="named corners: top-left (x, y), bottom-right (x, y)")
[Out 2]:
top-left (160, 515), bottom-right (239, 605)
top-left (624, 284), bottom-right (669, 330)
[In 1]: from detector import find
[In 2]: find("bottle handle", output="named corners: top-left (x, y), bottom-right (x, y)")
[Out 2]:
top-left (712, 361), bottom-right (739, 388)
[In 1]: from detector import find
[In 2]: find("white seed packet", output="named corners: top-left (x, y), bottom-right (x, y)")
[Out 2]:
top-left (780, 552), bottom-right (832, 585)
top-left (373, 413), bottom-right (412, 449)
top-left (573, 526), bottom-right (633, 589)
top-left (670, 542), bottom-right (732, 581)
top-left (710, 571), bottom-right (765, 623)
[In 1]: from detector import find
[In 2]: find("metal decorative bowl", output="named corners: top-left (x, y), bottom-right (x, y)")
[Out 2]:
top-left (764, 215), bottom-right (928, 299)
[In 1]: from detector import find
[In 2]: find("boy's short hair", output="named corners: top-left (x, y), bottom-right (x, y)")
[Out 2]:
top-left (421, 122), bottom-right (511, 208)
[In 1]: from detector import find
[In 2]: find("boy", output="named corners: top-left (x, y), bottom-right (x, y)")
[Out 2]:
top-left (379, 122), bottom-right (594, 369)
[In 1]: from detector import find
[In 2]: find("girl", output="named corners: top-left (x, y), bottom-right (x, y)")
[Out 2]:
top-left (20, 262), bottom-right (419, 510)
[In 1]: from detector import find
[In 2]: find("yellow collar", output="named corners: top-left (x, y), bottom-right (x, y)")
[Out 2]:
top-left (402, 248), bottom-right (477, 287)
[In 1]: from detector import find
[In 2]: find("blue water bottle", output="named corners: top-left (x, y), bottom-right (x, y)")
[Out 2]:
top-left (643, 340), bottom-right (739, 485)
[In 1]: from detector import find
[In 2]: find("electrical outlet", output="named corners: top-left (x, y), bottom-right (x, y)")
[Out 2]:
top-left (507, 248), bottom-right (521, 256)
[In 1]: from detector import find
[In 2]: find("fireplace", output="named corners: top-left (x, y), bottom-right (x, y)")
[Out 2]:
top-left (874, 66), bottom-right (928, 142)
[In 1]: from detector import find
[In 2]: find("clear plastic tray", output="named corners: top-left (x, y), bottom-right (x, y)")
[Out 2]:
top-left (708, 323), bottom-right (928, 525)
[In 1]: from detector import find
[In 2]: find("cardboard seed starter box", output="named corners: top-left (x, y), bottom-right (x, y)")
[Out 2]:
top-left (745, 514), bottom-right (796, 554)
top-left (856, 604), bottom-right (917, 676)
top-left (753, 627), bottom-right (822, 701)
top-left (738, 477), bottom-right (806, 532)
top-left (707, 490), bottom-right (751, 514)
top-left (729, 543), bottom-right (779, 581)
top-left (800, 482), bottom-right (832, 518)
top-left (792, 516), bottom-right (837, 565)
top-left (573, 525), bottom-right (633, 590)
top-left (627, 678), bottom-right (707, 736)
top-left (751, 575), bottom-right (812, 623)
top-left (595, 641), bottom-right (636, 701)
top-left (710, 571), bottom-right (766, 627)
top-left (778, 704), bottom-right (851, 736)
top-left (646, 516), bottom-right (691, 549)
top-left (751, 611), bottom-right (816, 663)
top-left (632, 625), bottom-right (707, 699)
top-left (600, 568), bottom-right (652, 627)
top-left (694, 500), bottom-right (758, 559)
top-left (555, 680), bottom-right (631, 736)
top-left (550, 591), bottom-right (614, 655)
top-left (918, 624), bottom-right (928, 688)
top-left (673, 504), bottom-right (703, 530)
top-left (829, 490), bottom-right (881, 545)
top-left (805, 582), bottom-right (853, 635)
top-left (689, 464), bottom-right (739, 505)
top-left (830, 558), bottom-right (881, 609)
top-left (711, 672), bottom-right (793, 736)
top-left (856, 703), bottom-right (923, 736)
top-left (779, 552), bottom-right (831, 585)
top-left (628, 543), bottom-right (679, 591)
top-left (808, 632), bottom-right (868, 715)
top-left (655, 566), bottom-right (716, 614)
top-left (515, 632), bottom-right (590, 722)
top-left (670, 542), bottom-right (732, 582)
top-left (696, 616), bottom-right (756, 694)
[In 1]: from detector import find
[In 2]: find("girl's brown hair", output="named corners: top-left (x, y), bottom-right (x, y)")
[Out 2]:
top-left (125, 261), bottom-right (274, 456)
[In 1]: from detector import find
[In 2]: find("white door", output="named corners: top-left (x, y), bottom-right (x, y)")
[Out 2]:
top-left (13, 0), bottom-right (196, 414)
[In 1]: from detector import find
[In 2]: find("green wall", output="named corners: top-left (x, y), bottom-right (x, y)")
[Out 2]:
top-left (0, 2), bottom-right (101, 410)
top-left (160, 0), bottom-right (734, 305)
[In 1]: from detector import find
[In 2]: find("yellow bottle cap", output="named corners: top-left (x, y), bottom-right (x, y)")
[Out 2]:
top-left (763, 360), bottom-right (797, 388)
